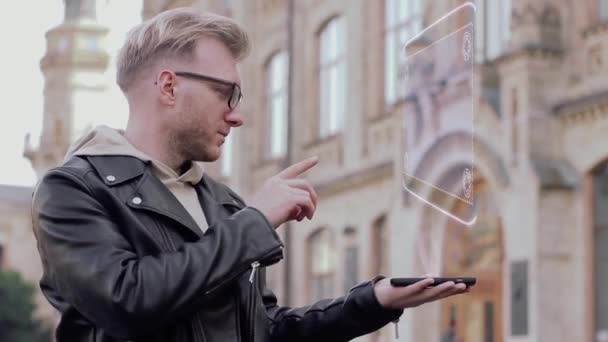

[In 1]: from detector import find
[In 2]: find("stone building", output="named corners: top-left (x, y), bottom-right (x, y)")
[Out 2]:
top-left (1, 0), bottom-right (607, 341)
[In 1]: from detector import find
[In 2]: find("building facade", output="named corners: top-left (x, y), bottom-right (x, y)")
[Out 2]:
top-left (1, 0), bottom-right (607, 341)
top-left (144, 1), bottom-right (604, 341)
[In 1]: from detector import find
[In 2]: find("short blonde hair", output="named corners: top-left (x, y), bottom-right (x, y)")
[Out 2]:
top-left (116, 8), bottom-right (250, 92)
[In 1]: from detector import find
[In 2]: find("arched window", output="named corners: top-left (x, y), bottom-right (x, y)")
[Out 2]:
top-left (265, 51), bottom-right (289, 159)
top-left (308, 228), bottom-right (335, 300)
top-left (384, 0), bottom-right (422, 106)
top-left (318, 16), bottom-right (346, 137)
top-left (592, 162), bottom-right (608, 337)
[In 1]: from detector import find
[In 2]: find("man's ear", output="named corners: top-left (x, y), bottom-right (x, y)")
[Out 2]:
top-left (157, 70), bottom-right (177, 105)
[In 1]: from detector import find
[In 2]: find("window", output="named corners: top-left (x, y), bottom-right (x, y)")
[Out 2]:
top-left (319, 16), bottom-right (346, 137)
top-left (223, 0), bottom-right (234, 13)
top-left (78, 36), bottom-right (99, 52)
top-left (371, 215), bottom-right (389, 276)
top-left (384, 0), bottom-right (422, 106)
top-left (344, 246), bottom-right (358, 291)
top-left (592, 162), bottom-right (608, 336)
top-left (476, 0), bottom-right (511, 62)
top-left (265, 51), bottom-right (289, 158)
top-left (511, 87), bottom-right (519, 165)
top-left (221, 133), bottom-right (233, 177)
top-left (343, 227), bottom-right (358, 292)
top-left (369, 218), bottom-right (389, 342)
top-left (309, 229), bottom-right (335, 300)
top-left (589, 44), bottom-right (604, 75)
top-left (510, 260), bottom-right (529, 335)
top-left (484, 301), bottom-right (495, 342)
top-left (600, 0), bottom-right (608, 21)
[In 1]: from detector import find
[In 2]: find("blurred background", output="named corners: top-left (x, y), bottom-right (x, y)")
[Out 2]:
top-left (0, 0), bottom-right (607, 341)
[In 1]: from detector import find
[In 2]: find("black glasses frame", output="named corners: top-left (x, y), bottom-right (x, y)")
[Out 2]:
top-left (174, 71), bottom-right (243, 110)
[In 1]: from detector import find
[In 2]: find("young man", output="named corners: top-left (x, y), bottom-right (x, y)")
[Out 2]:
top-left (32, 8), bottom-right (467, 342)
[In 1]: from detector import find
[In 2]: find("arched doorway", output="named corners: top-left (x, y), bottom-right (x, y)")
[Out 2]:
top-left (438, 180), bottom-right (504, 342)
top-left (405, 127), bottom-right (509, 341)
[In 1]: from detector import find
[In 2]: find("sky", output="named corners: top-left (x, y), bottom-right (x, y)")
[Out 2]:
top-left (0, 0), bottom-right (143, 187)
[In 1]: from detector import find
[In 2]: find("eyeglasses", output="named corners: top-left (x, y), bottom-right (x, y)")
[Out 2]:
top-left (174, 71), bottom-right (243, 110)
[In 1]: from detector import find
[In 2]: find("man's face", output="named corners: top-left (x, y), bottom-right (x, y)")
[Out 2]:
top-left (165, 37), bottom-right (243, 162)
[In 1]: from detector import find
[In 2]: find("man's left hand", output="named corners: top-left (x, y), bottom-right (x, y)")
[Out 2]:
top-left (373, 277), bottom-right (468, 310)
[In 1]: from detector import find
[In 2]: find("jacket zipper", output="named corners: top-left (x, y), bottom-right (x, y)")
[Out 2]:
top-left (196, 315), bottom-right (208, 342)
top-left (248, 261), bottom-right (260, 342)
top-left (188, 314), bottom-right (207, 342)
top-left (152, 224), bottom-right (170, 251)
top-left (155, 223), bottom-right (176, 251)
top-left (234, 290), bottom-right (242, 342)
top-left (393, 318), bottom-right (400, 339)
top-left (248, 261), bottom-right (260, 283)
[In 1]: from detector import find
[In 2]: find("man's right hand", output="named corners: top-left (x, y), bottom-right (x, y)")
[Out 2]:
top-left (250, 156), bottom-right (319, 228)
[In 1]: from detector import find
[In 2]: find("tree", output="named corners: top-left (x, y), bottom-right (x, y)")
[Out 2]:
top-left (0, 269), bottom-right (52, 342)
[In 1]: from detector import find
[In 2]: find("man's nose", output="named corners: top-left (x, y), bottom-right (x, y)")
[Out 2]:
top-left (225, 108), bottom-right (243, 127)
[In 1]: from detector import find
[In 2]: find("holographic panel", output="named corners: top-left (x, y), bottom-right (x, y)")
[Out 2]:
top-left (401, 3), bottom-right (477, 226)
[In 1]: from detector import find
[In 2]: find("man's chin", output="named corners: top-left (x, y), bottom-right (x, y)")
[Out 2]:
top-left (197, 155), bottom-right (220, 163)
top-left (204, 148), bottom-right (222, 162)
top-left (189, 149), bottom-right (220, 163)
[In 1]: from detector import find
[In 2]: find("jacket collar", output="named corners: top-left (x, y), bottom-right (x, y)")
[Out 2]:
top-left (198, 173), bottom-right (244, 206)
top-left (86, 155), bottom-right (147, 186)
top-left (86, 155), bottom-right (204, 239)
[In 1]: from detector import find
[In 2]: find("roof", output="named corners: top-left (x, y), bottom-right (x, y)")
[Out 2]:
top-left (0, 184), bottom-right (34, 205)
top-left (554, 89), bottom-right (608, 117)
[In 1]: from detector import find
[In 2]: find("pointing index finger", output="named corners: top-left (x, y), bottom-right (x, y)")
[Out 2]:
top-left (277, 156), bottom-right (319, 179)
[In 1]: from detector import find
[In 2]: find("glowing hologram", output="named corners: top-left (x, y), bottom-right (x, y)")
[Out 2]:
top-left (404, 172), bottom-right (473, 206)
top-left (401, 2), bottom-right (478, 227)
top-left (402, 2), bottom-right (477, 50)
top-left (462, 31), bottom-right (473, 62)
top-left (403, 178), bottom-right (478, 227)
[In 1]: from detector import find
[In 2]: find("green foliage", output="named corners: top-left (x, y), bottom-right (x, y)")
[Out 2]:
top-left (0, 270), bottom-right (52, 342)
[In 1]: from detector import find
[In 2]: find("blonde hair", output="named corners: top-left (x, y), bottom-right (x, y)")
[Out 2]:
top-left (116, 8), bottom-right (250, 92)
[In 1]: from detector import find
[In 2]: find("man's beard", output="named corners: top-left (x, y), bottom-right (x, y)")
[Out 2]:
top-left (170, 127), bottom-right (217, 163)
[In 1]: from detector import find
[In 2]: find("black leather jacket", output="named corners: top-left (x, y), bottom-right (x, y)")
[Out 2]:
top-left (32, 155), bottom-right (402, 342)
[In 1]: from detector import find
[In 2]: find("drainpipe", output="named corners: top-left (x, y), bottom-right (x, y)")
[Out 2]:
top-left (283, 0), bottom-right (295, 307)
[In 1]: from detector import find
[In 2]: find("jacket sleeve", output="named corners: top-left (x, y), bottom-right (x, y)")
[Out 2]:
top-left (32, 168), bottom-right (283, 340)
top-left (263, 275), bottom-right (403, 342)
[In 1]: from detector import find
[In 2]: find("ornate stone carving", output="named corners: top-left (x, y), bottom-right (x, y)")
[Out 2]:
top-left (510, 3), bottom-right (562, 52)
